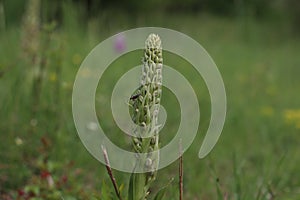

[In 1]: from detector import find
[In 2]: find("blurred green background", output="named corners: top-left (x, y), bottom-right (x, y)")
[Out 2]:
top-left (1, 0), bottom-right (300, 199)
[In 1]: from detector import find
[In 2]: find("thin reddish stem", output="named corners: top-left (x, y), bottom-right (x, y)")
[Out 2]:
top-left (101, 145), bottom-right (123, 200)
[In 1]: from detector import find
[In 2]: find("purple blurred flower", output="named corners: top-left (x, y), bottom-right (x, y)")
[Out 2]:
top-left (114, 34), bottom-right (126, 53)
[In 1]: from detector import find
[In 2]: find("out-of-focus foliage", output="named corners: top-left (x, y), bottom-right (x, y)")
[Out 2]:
top-left (285, 0), bottom-right (300, 31)
top-left (1, 0), bottom-right (300, 199)
top-left (2, 0), bottom-right (300, 32)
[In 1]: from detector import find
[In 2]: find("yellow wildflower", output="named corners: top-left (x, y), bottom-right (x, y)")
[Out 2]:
top-left (283, 109), bottom-right (300, 129)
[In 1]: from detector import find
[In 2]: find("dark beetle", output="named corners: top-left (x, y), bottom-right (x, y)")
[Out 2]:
top-left (130, 93), bottom-right (141, 101)
top-left (130, 85), bottom-right (145, 101)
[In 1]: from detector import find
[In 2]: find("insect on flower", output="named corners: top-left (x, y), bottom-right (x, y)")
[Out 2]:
top-left (129, 93), bottom-right (141, 101)
top-left (129, 84), bottom-right (146, 101)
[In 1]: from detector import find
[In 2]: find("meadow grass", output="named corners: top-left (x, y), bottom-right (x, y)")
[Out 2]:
top-left (1, 13), bottom-right (300, 199)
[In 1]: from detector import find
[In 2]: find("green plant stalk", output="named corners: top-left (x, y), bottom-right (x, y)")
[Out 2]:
top-left (21, 0), bottom-right (42, 116)
top-left (21, 0), bottom-right (41, 66)
top-left (130, 34), bottom-right (163, 200)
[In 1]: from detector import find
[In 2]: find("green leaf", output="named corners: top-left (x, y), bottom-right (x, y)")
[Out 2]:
top-left (153, 178), bottom-right (174, 200)
top-left (153, 187), bottom-right (167, 200)
top-left (128, 172), bottom-right (146, 200)
top-left (101, 180), bottom-right (111, 200)
top-left (119, 183), bottom-right (124, 193)
top-left (216, 179), bottom-right (223, 200)
top-left (24, 185), bottom-right (40, 196)
top-left (128, 173), bottom-right (134, 200)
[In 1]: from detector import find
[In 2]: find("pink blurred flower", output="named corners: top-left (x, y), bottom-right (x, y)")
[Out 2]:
top-left (114, 34), bottom-right (126, 53)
